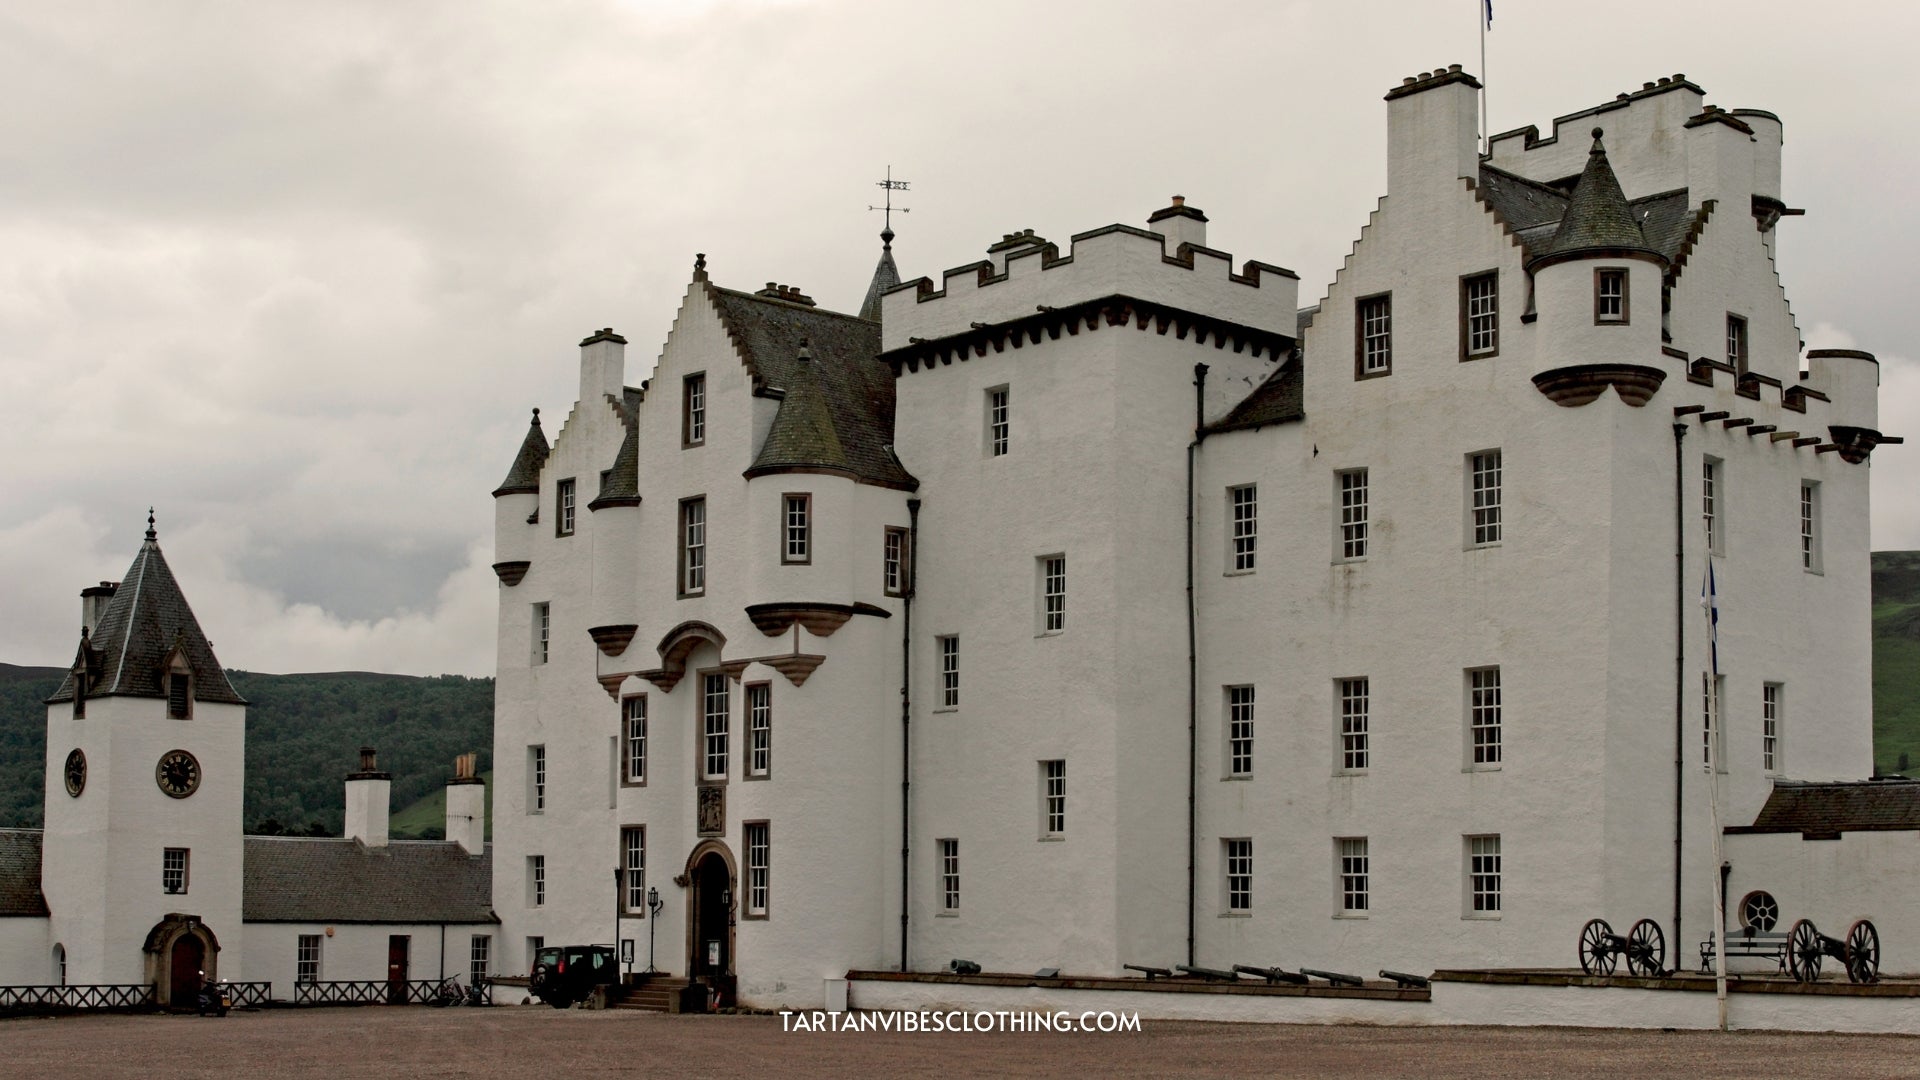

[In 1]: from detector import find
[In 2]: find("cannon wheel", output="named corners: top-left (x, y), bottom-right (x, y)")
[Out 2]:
top-left (1846, 919), bottom-right (1881, 985)
top-left (1579, 919), bottom-right (1616, 976)
top-left (1626, 919), bottom-right (1666, 977)
top-left (1788, 919), bottom-right (1822, 983)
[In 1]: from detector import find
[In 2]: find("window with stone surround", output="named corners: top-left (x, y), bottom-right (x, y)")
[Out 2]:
top-left (1338, 837), bottom-right (1369, 915)
top-left (1356, 293), bottom-right (1392, 377)
top-left (1462, 271), bottom-right (1498, 358)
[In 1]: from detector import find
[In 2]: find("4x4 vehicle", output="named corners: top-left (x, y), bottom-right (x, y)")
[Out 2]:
top-left (529, 945), bottom-right (618, 1008)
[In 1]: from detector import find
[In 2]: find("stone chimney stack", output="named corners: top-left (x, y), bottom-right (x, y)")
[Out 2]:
top-left (80, 582), bottom-right (118, 636)
top-left (578, 328), bottom-right (627, 408)
top-left (344, 745), bottom-right (391, 848)
top-left (445, 751), bottom-right (487, 855)
top-left (986, 229), bottom-right (1049, 274)
top-left (1148, 195), bottom-right (1208, 253)
top-left (1385, 64), bottom-right (1483, 198)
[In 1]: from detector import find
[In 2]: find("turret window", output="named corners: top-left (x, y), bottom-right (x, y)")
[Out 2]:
top-left (783, 494), bottom-right (810, 564)
top-left (1595, 269), bottom-right (1628, 323)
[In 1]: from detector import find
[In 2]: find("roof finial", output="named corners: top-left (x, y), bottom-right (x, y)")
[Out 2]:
top-left (693, 252), bottom-right (707, 281)
top-left (1591, 126), bottom-right (1606, 148)
top-left (531, 407), bottom-right (541, 425)
top-left (869, 165), bottom-right (910, 245)
top-left (145, 508), bottom-right (156, 542)
top-left (797, 337), bottom-right (812, 363)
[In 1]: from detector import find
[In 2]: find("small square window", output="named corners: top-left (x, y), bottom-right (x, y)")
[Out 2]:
top-left (1595, 268), bottom-right (1628, 323)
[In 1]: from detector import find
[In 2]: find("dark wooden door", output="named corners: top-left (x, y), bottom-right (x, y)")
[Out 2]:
top-left (169, 935), bottom-right (204, 1009)
top-left (692, 854), bottom-right (729, 977)
top-left (387, 935), bottom-right (410, 1003)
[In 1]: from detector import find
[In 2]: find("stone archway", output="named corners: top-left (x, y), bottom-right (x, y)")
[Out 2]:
top-left (142, 913), bottom-right (221, 1010)
top-left (683, 840), bottom-right (736, 1007)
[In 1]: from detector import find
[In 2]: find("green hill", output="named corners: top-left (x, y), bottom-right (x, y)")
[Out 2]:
top-left (388, 769), bottom-right (494, 841)
top-left (1873, 551), bottom-right (1920, 775)
top-left (0, 665), bottom-right (493, 835)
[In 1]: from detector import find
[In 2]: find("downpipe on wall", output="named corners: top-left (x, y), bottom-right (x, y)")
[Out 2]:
top-left (1186, 363), bottom-right (1209, 968)
top-left (1672, 421), bottom-right (1687, 952)
top-left (901, 497), bottom-right (920, 972)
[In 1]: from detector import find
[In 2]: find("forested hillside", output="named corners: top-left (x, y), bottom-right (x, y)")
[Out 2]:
top-left (0, 665), bottom-right (492, 837)
top-left (1873, 551), bottom-right (1920, 776)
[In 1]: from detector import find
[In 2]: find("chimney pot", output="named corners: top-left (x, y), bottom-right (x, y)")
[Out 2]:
top-left (1171, 195), bottom-right (1185, 206)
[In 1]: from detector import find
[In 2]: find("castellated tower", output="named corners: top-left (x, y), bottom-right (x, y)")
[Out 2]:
top-left (42, 518), bottom-right (246, 1003)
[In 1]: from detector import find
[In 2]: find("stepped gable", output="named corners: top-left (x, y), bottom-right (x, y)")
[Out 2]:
top-left (46, 526), bottom-right (244, 706)
top-left (1727, 780), bottom-right (1920, 838)
top-left (242, 836), bottom-right (496, 923)
top-left (1529, 129), bottom-right (1665, 269)
top-left (491, 408), bottom-right (550, 497)
top-left (708, 284), bottom-right (917, 490)
top-left (0, 830), bottom-right (48, 917)
top-left (749, 340), bottom-right (851, 476)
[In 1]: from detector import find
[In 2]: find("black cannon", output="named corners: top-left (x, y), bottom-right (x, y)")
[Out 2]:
top-left (1784, 918), bottom-right (1879, 984)
top-left (1577, 918), bottom-right (1667, 977)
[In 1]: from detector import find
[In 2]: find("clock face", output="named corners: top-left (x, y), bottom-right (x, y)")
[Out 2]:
top-left (63, 749), bottom-right (86, 798)
top-left (155, 750), bottom-right (200, 799)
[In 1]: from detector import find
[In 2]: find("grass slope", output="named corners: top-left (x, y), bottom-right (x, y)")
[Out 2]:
top-left (1873, 551), bottom-right (1920, 775)
top-left (388, 770), bottom-right (493, 841)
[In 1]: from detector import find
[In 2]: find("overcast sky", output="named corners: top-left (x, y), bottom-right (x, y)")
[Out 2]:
top-left (1, 0), bottom-right (1913, 677)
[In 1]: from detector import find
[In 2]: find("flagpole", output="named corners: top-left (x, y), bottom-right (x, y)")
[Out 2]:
top-left (1702, 548), bottom-right (1729, 1030)
top-left (1478, 0), bottom-right (1489, 153)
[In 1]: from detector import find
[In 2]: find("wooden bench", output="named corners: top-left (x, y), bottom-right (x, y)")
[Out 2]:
top-left (1699, 929), bottom-right (1791, 975)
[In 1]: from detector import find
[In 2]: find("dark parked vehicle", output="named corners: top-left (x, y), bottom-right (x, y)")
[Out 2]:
top-left (529, 945), bottom-right (617, 1008)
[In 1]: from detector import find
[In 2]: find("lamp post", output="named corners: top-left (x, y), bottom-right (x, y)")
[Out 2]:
top-left (646, 887), bottom-right (663, 974)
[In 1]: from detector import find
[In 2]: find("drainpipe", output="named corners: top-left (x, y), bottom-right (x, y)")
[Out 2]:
top-left (1186, 363), bottom-right (1209, 968)
top-left (900, 497), bottom-right (921, 972)
top-left (1672, 422), bottom-right (1688, 952)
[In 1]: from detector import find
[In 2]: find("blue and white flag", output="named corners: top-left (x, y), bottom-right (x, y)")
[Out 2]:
top-left (1484, 0), bottom-right (1493, 28)
top-left (1700, 556), bottom-right (1720, 678)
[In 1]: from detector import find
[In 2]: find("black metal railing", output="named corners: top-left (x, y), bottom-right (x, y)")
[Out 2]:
top-left (292, 979), bottom-right (442, 1005)
top-left (0, 984), bottom-right (154, 1011)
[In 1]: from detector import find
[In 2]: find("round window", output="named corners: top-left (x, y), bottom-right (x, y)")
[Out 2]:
top-left (1739, 890), bottom-right (1779, 933)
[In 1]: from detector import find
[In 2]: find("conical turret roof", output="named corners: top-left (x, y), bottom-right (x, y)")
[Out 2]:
top-left (747, 340), bottom-right (851, 477)
top-left (1530, 128), bottom-right (1665, 270)
top-left (46, 519), bottom-right (244, 706)
top-left (492, 408), bottom-right (550, 497)
top-left (858, 229), bottom-right (901, 323)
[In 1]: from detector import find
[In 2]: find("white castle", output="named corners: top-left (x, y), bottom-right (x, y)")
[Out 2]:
top-left (487, 66), bottom-right (1899, 1008)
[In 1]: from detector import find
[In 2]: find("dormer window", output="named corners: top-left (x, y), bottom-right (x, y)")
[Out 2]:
top-left (167, 672), bottom-right (191, 719)
top-left (1595, 269), bottom-right (1628, 323)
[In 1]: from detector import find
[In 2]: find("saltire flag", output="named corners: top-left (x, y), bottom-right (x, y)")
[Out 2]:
top-left (1700, 556), bottom-right (1720, 678)
top-left (1484, 0), bottom-right (1493, 27)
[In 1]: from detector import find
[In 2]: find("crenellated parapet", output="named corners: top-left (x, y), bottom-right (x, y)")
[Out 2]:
top-left (879, 200), bottom-right (1297, 350)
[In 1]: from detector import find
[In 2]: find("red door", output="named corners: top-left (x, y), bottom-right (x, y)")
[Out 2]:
top-left (170, 935), bottom-right (204, 1009)
top-left (387, 936), bottom-right (410, 1003)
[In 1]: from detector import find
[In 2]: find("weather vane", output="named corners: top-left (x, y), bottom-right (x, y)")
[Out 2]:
top-left (868, 166), bottom-right (910, 237)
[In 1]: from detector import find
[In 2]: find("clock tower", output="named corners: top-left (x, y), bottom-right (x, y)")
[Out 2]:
top-left (42, 516), bottom-right (246, 1002)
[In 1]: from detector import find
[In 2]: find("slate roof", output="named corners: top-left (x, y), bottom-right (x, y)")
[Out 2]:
top-left (0, 830), bottom-right (48, 917)
top-left (242, 837), bottom-right (496, 923)
top-left (708, 285), bottom-right (917, 490)
top-left (858, 232), bottom-right (901, 323)
top-left (749, 344), bottom-right (851, 475)
top-left (589, 388), bottom-right (643, 508)
top-left (492, 408), bottom-right (550, 497)
top-left (1209, 360), bottom-right (1303, 433)
top-left (1478, 162), bottom-right (1703, 273)
top-left (1728, 780), bottom-right (1920, 837)
top-left (46, 529), bottom-right (244, 706)
top-left (1529, 130), bottom-right (1664, 268)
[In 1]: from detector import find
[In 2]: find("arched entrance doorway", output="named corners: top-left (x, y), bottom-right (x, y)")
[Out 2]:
top-left (170, 936), bottom-right (204, 1006)
top-left (684, 841), bottom-right (736, 1007)
top-left (142, 913), bottom-right (220, 1010)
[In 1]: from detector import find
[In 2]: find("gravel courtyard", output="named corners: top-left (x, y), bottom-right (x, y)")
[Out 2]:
top-left (3, 1006), bottom-right (1919, 1078)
